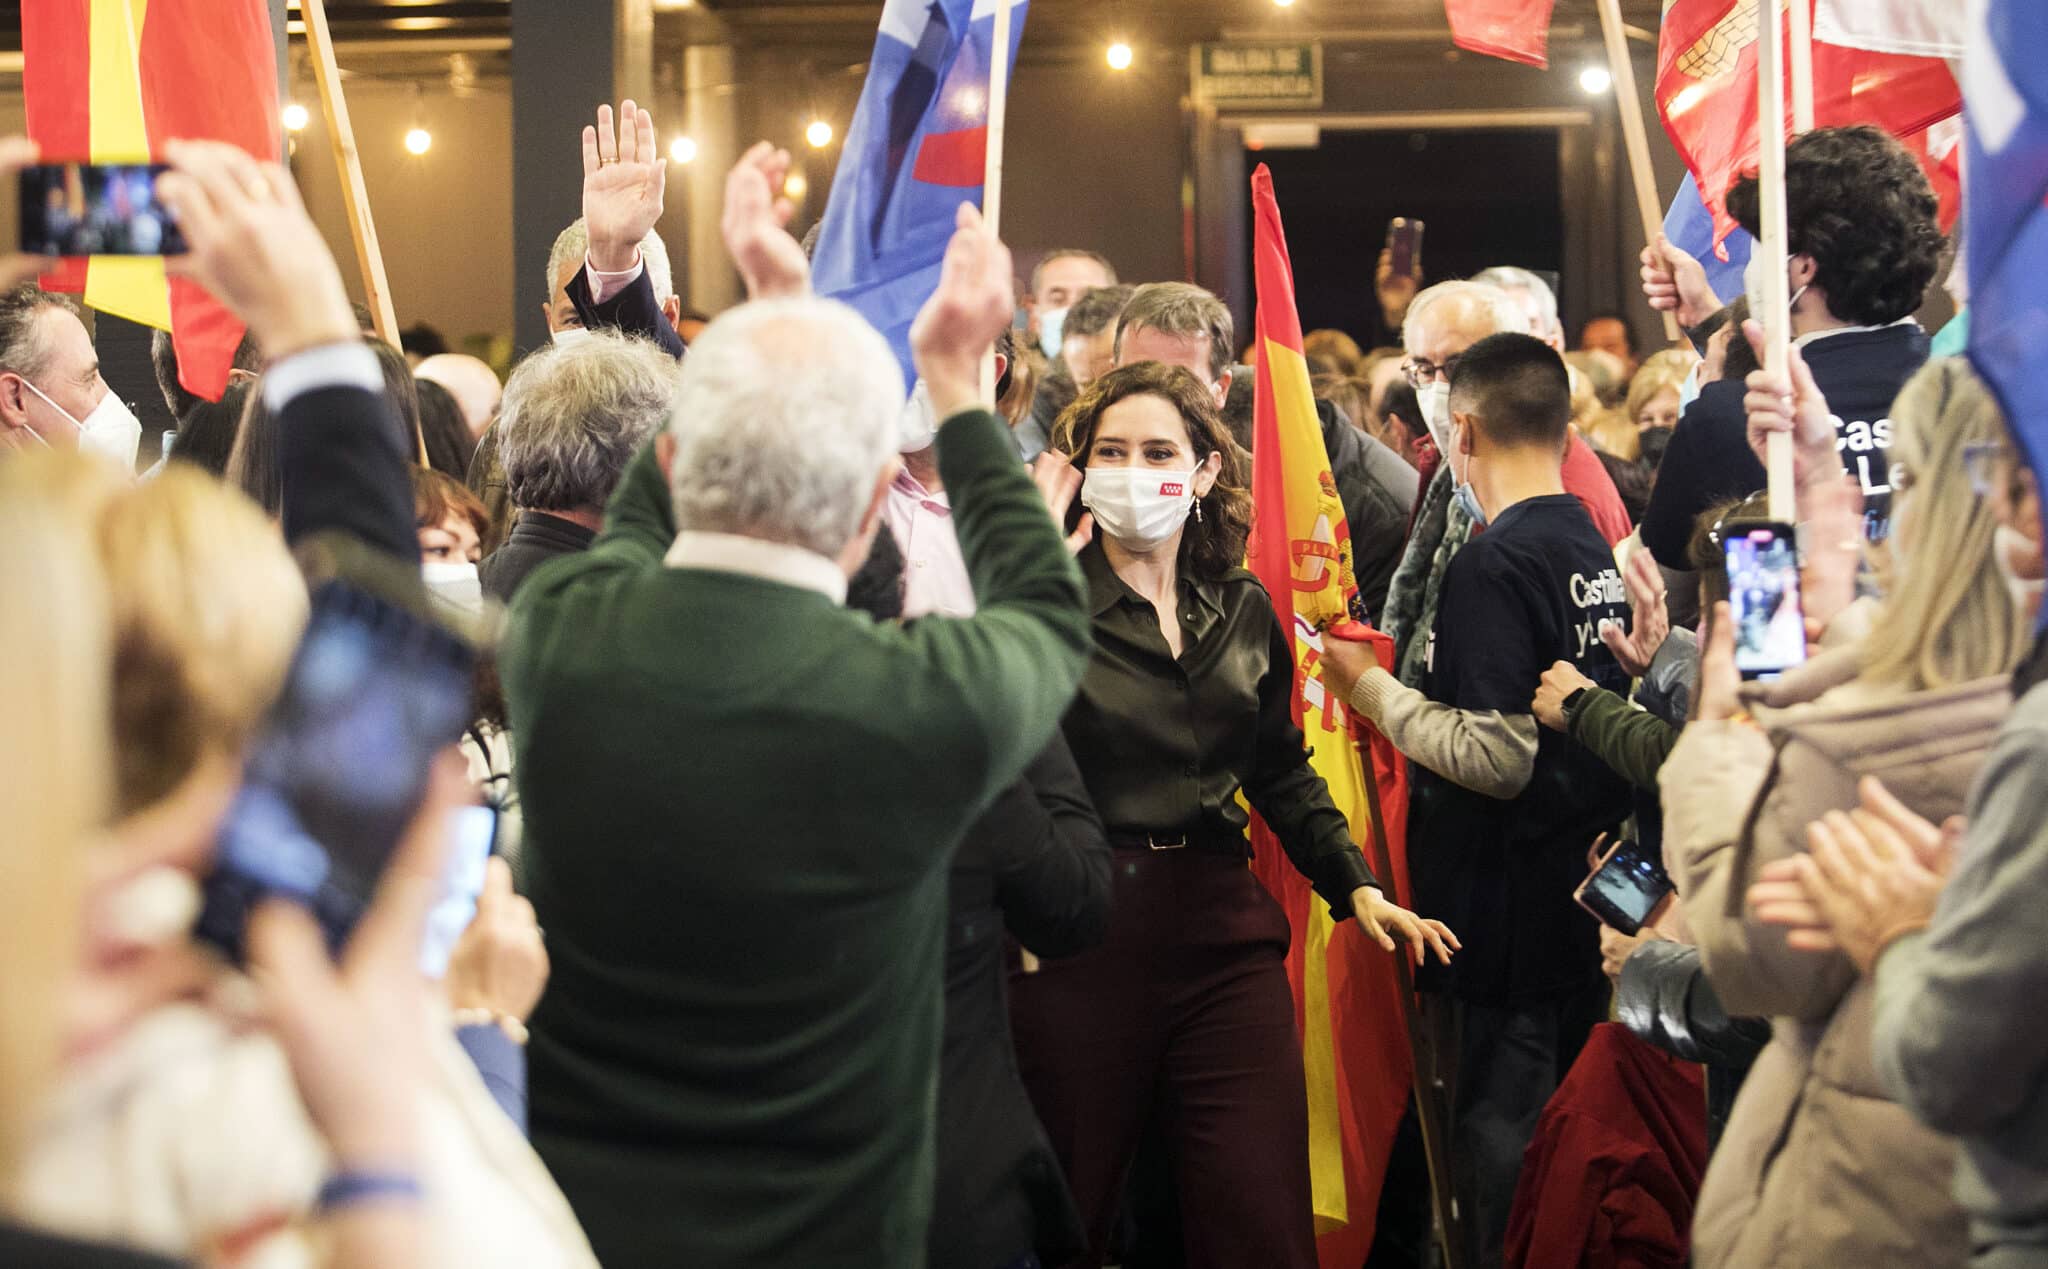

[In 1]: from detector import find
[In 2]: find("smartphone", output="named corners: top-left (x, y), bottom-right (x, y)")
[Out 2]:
top-left (1574, 838), bottom-right (1675, 936)
top-left (1722, 520), bottom-right (1808, 680)
top-left (419, 804), bottom-right (499, 979)
top-left (18, 162), bottom-right (186, 257)
top-left (1386, 217), bottom-right (1424, 283)
top-left (195, 581), bottom-right (476, 965)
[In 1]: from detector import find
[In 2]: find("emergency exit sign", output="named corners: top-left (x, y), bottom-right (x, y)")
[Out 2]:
top-left (1191, 42), bottom-right (1324, 108)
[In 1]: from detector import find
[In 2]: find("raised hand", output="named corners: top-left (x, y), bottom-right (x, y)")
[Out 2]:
top-left (157, 140), bottom-right (356, 360)
top-left (1741, 319), bottom-right (1839, 490)
top-left (1600, 548), bottom-right (1671, 678)
top-left (1640, 233), bottom-right (1719, 331)
top-left (910, 203), bottom-right (1015, 419)
top-left (444, 856), bottom-right (549, 1039)
top-left (1375, 247), bottom-right (1418, 330)
top-left (721, 141), bottom-right (810, 301)
top-left (583, 100), bottom-right (666, 274)
top-left (1029, 450), bottom-right (1095, 556)
top-left (1695, 601), bottom-right (1742, 723)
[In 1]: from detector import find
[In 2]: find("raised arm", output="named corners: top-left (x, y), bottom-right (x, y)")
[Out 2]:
top-left (569, 100), bottom-right (686, 357)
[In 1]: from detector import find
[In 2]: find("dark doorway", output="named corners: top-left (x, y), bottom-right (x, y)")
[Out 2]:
top-left (1246, 128), bottom-right (1564, 350)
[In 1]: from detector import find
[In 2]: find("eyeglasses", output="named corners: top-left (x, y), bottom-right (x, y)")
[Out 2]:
top-left (1963, 441), bottom-right (2009, 497)
top-left (1403, 353), bottom-right (1465, 389)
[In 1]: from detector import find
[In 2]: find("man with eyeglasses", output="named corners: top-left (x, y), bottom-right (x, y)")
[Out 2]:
top-left (1378, 282), bottom-right (1631, 691)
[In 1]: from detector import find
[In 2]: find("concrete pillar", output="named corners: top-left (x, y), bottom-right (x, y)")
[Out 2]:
top-left (511, 0), bottom-right (656, 356)
top-left (681, 42), bottom-right (740, 316)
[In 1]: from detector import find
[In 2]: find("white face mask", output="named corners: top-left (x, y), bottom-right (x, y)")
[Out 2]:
top-left (421, 559), bottom-right (483, 618)
top-left (1417, 381), bottom-right (1453, 454)
top-left (1994, 523), bottom-right (2045, 623)
top-left (1743, 254), bottom-right (1810, 323)
top-left (1081, 463), bottom-right (1201, 551)
top-left (21, 378), bottom-right (143, 470)
top-left (897, 379), bottom-right (939, 455)
top-left (1038, 307), bottom-right (1069, 360)
top-left (551, 326), bottom-right (594, 349)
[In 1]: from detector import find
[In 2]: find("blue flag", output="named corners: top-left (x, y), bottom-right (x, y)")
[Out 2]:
top-left (1662, 171), bottom-right (1754, 307)
top-left (1965, 0), bottom-right (2048, 627)
top-left (811, 0), bottom-right (1028, 392)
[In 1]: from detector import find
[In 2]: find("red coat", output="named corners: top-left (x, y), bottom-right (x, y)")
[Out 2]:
top-left (1505, 1023), bottom-right (1708, 1269)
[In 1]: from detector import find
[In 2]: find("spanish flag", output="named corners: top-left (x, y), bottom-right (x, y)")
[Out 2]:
top-left (23, 0), bottom-right (279, 403)
top-left (1244, 163), bottom-right (1419, 1263)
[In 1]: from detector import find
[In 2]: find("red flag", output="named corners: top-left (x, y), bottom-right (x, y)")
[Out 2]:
top-left (1247, 162), bottom-right (1419, 1262)
top-left (22, 0), bottom-right (277, 403)
top-left (1656, 0), bottom-right (1960, 244)
top-left (1444, 0), bottom-right (1558, 68)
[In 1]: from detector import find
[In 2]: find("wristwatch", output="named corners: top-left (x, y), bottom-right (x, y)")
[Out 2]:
top-left (1560, 686), bottom-right (1590, 724)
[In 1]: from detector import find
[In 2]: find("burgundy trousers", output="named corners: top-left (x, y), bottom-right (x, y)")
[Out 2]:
top-left (1008, 848), bottom-right (1318, 1269)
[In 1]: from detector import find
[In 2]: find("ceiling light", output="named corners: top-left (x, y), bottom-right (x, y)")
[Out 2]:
top-left (805, 119), bottom-right (834, 149)
top-left (1579, 65), bottom-right (1613, 95)
top-left (282, 102), bottom-right (310, 133)
top-left (404, 126), bottom-right (432, 155)
top-left (1107, 41), bottom-right (1134, 71)
top-left (670, 135), bottom-right (698, 164)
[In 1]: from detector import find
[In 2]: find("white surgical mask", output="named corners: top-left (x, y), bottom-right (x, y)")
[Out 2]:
top-left (422, 559), bottom-right (483, 618)
top-left (1417, 381), bottom-right (1453, 454)
top-left (1038, 307), bottom-right (1068, 360)
top-left (551, 326), bottom-right (594, 349)
top-left (1081, 463), bottom-right (1201, 551)
top-left (1743, 255), bottom-right (1809, 323)
top-left (22, 378), bottom-right (143, 470)
top-left (1450, 430), bottom-right (1487, 528)
top-left (897, 379), bottom-right (938, 454)
top-left (1677, 362), bottom-right (1702, 415)
top-left (1994, 523), bottom-right (2045, 622)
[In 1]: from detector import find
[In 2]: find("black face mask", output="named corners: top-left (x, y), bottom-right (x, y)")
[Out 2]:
top-left (1638, 426), bottom-right (1675, 471)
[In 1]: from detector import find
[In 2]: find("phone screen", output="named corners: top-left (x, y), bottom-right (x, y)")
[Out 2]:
top-left (1580, 839), bottom-right (1674, 936)
top-left (1387, 218), bottom-right (1424, 282)
top-left (420, 805), bottom-right (498, 979)
top-left (1723, 522), bottom-right (1808, 680)
top-left (19, 163), bottom-right (186, 257)
top-left (195, 582), bottom-right (475, 964)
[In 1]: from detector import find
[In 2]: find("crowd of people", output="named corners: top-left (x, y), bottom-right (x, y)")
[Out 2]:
top-left (0, 95), bottom-right (2039, 1269)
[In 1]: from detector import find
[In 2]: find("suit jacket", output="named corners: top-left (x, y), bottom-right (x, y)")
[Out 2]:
top-left (931, 735), bottom-right (1109, 1268)
top-left (566, 263), bottom-right (685, 359)
top-left (503, 407), bottom-right (1093, 1268)
top-left (481, 511), bottom-right (597, 604)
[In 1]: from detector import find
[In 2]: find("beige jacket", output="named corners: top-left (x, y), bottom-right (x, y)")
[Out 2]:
top-left (16, 1000), bottom-right (596, 1269)
top-left (1661, 647), bottom-right (2009, 1269)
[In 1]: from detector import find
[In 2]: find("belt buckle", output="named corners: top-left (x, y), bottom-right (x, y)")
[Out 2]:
top-left (1147, 834), bottom-right (1188, 851)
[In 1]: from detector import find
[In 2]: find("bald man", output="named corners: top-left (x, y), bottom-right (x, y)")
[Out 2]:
top-left (416, 353), bottom-right (503, 445)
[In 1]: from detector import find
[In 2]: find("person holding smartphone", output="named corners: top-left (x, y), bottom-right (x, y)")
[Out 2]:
top-left (1320, 332), bottom-right (1635, 1267)
top-left (1657, 355), bottom-right (2025, 1269)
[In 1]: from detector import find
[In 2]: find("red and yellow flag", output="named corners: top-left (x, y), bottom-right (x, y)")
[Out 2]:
top-left (1244, 163), bottom-right (1418, 1264)
top-left (23, 0), bottom-right (279, 403)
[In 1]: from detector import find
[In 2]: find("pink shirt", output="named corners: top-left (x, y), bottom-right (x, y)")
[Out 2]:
top-left (883, 470), bottom-right (975, 619)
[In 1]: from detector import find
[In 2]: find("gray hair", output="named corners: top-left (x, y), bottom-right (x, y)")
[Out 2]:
top-left (1470, 266), bottom-right (1562, 343)
top-left (667, 298), bottom-right (902, 558)
top-left (1115, 282), bottom-right (1235, 382)
top-left (1403, 280), bottom-right (1529, 348)
top-left (497, 330), bottom-right (683, 513)
top-left (547, 218), bottom-right (674, 304)
top-left (0, 285), bottom-right (79, 382)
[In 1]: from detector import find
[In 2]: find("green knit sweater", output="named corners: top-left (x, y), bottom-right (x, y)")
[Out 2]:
top-left (500, 407), bottom-right (1090, 1268)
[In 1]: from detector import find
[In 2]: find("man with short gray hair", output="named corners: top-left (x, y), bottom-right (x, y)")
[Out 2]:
top-left (479, 329), bottom-right (682, 602)
top-left (1113, 280), bottom-right (1237, 408)
top-left (501, 184), bottom-right (1093, 1266)
top-left (1472, 264), bottom-right (1565, 349)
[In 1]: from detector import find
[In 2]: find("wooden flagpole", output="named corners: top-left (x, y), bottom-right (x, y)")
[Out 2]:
top-left (1789, 0), bottom-right (1816, 134)
top-left (980, 0), bottom-right (1017, 410)
top-left (1594, 0), bottom-right (1683, 346)
top-left (1756, 0), bottom-right (1796, 521)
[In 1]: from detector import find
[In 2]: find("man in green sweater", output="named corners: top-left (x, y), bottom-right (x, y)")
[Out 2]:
top-left (500, 196), bottom-right (1092, 1267)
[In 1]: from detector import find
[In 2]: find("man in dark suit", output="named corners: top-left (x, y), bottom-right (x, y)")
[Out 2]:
top-left (479, 329), bottom-right (682, 603)
top-left (502, 135), bottom-right (1095, 1267)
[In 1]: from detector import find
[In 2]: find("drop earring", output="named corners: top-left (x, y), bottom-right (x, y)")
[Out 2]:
top-left (1194, 499), bottom-right (1204, 522)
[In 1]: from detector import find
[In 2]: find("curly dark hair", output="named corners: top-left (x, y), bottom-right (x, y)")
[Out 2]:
top-left (1725, 125), bottom-right (1942, 327)
top-left (1052, 361), bottom-right (1253, 582)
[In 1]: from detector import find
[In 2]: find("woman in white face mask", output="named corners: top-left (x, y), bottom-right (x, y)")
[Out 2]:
top-left (1010, 362), bottom-right (1454, 1268)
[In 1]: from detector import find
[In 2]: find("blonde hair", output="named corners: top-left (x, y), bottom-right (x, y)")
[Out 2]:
top-left (99, 467), bottom-right (308, 815)
top-left (0, 452), bottom-right (113, 1177)
top-left (1860, 359), bottom-right (2027, 691)
top-left (1626, 351), bottom-right (1694, 431)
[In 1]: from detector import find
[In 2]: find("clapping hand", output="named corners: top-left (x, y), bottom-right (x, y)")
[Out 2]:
top-left (1599, 549), bottom-right (1671, 678)
top-left (1640, 233), bottom-right (1719, 331)
top-left (583, 100), bottom-right (666, 274)
top-left (909, 203), bottom-right (1014, 420)
top-left (722, 141), bottom-right (810, 301)
top-left (1029, 451), bottom-right (1095, 555)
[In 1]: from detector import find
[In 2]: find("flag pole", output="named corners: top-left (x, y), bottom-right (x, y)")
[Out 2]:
top-left (1755, 0), bottom-right (1796, 522)
top-left (979, 0), bottom-right (1016, 409)
top-left (1789, 0), bottom-right (1815, 134)
top-left (1594, 0), bottom-right (1684, 346)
